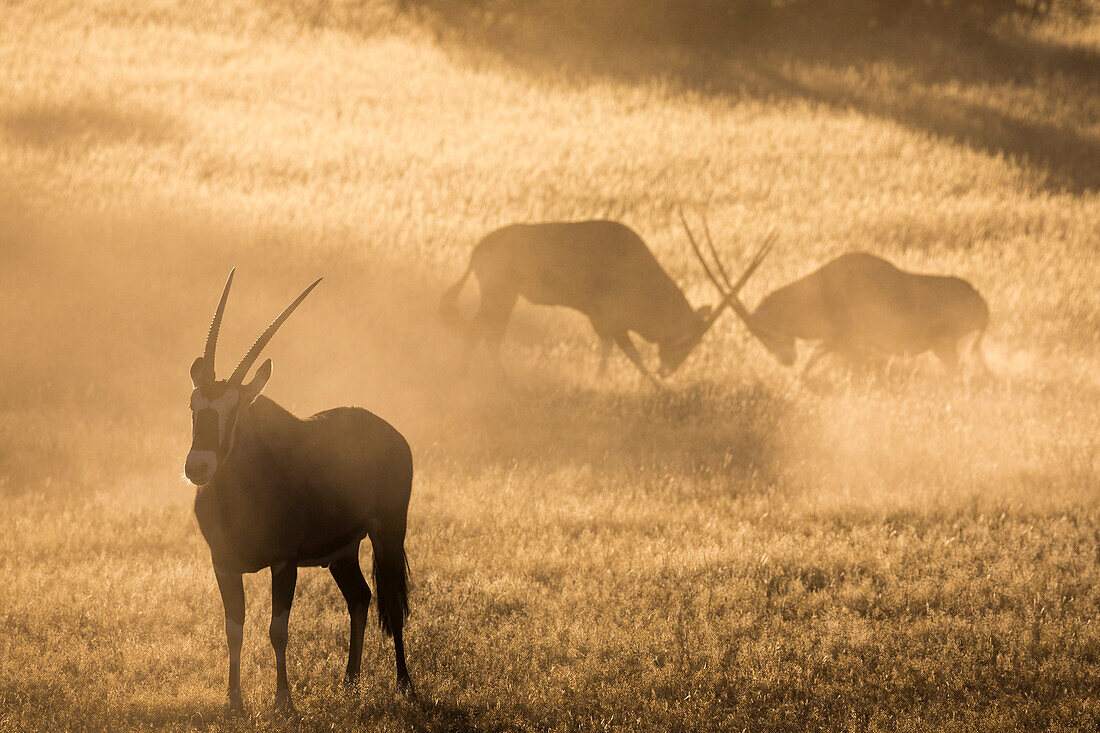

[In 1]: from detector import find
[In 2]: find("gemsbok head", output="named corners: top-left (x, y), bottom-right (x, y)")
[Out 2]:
top-left (187, 270), bottom-right (415, 713)
top-left (186, 270), bottom-right (319, 486)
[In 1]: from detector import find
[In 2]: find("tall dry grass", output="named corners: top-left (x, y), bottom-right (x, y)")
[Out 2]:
top-left (0, 1), bottom-right (1098, 730)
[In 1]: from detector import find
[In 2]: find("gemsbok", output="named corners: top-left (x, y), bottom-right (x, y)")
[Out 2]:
top-left (680, 217), bottom-right (990, 377)
top-left (185, 270), bottom-right (414, 712)
top-left (439, 219), bottom-right (771, 385)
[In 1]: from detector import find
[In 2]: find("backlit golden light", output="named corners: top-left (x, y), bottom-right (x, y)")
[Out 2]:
top-left (2, 1), bottom-right (1098, 729)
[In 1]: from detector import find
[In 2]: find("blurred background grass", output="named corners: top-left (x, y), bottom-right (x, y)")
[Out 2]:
top-left (0, 1), bottom-right (1098, 730)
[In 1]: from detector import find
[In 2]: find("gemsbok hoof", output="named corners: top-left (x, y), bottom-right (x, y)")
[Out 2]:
top-left (224, 694), bottom-right (246, 717)
top-left (274, 692), bottom-right (296, 716)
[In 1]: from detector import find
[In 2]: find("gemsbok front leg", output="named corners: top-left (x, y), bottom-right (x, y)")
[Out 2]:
top-left (800, 342), bottom-right (834, 379)
top-left (613, 331), bottom-right (661, 388)
top-left (329, 552), bottom-right (371, 686)
top-left (214, 568), bottom-right (246, 714)
top-left (270, 562), bottom-right (297, 711)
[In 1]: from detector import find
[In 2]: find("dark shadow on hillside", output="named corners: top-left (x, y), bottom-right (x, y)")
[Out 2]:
top-left (744, 49), bottom-right (1100, 193)
top-left (0, 101), bottom-right (177, 149)
top-left (389, 4), bottom-right (1100, 193)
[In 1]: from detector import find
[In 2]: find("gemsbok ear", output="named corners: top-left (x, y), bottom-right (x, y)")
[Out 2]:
top-left (190, 357), bottom-right (206, 387)
top-left (243, 359), bottom-right (273, 402)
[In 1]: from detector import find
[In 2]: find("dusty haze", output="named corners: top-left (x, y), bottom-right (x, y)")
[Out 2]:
top-left (1, 1), bottom-right (1099, 730)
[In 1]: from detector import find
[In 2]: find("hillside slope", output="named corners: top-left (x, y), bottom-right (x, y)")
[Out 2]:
top-left (1, 2), bottom-right (1098, 730)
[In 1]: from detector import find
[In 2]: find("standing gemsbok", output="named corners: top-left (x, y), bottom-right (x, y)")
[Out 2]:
top-left (679, 214), bottom-right (990, 377)
top-left (439, 219), bottom-right (771, 384)
top-left (185, 270), bottom-right (413, 712)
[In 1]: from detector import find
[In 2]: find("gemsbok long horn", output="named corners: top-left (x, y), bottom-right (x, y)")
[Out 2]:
top-left (721, 235), bottom-right (776, 335)
top-left (202, 268), bottom-right (235, 383)
top-left (677, 208), bottom-right (774, 330)
top-left (229, 278), bottom-right (323, 384)
top-left (704, 220), bottom-right (777, 301)
top-left (677, 207), bottom-right (728, 306)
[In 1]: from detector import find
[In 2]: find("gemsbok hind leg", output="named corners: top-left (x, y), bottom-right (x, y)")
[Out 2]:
top-left (477, 289), bottom-right (518, 384)
top-left (459, 327), bottom-right (483, 378)
top-left (457, 279), bottom-right (515, 379)
top-left (270, 562), bottom-right (298, 711)
top-left (590, 320), bottom-right (614, 379)
top-left (214, 568), bottom-right (246, 714)
top-left (329, 552), bottom-right (372, 686)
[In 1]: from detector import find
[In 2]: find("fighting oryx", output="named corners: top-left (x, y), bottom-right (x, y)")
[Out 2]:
top-left (680, 216), bottom-right (989, 377)
top-left (185, 270), bottom-right (414, 711)
top-left (439, 219), bottom-right (770, 385)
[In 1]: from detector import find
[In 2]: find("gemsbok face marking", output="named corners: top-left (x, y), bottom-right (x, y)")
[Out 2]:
top-left (440, 218), bottom-right (766, 385)
top-left (186, 270), bottom-right (415, 711)
top-left (185, 383), bottom-right (240, 486)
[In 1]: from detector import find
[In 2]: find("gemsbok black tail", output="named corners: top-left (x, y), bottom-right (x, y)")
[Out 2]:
top-left (439, 261), bottom-right (475, 333)
top-left (370, 531), bottom-right (410, 638)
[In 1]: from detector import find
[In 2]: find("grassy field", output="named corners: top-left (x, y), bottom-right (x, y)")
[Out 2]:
top-left (1, 1), bottom-right (1099, 730)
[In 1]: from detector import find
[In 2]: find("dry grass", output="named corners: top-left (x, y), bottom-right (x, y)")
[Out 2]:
top-left (1, 1), bottom-right (1098, 730)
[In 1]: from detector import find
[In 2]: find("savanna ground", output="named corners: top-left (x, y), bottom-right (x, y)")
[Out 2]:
top-left (1, 1), bottom-right (1099, 730)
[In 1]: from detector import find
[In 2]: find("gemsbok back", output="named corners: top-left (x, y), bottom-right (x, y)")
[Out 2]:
top-left (185, 271), bottom-right (414, 712)
top-left (439, 219), bottom-right (770, 385)
top-left (680, 217), bottom-right (990, 377)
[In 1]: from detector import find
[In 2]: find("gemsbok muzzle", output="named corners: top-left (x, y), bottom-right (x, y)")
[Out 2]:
top-left (185, 386), bottom-right (241, 485)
